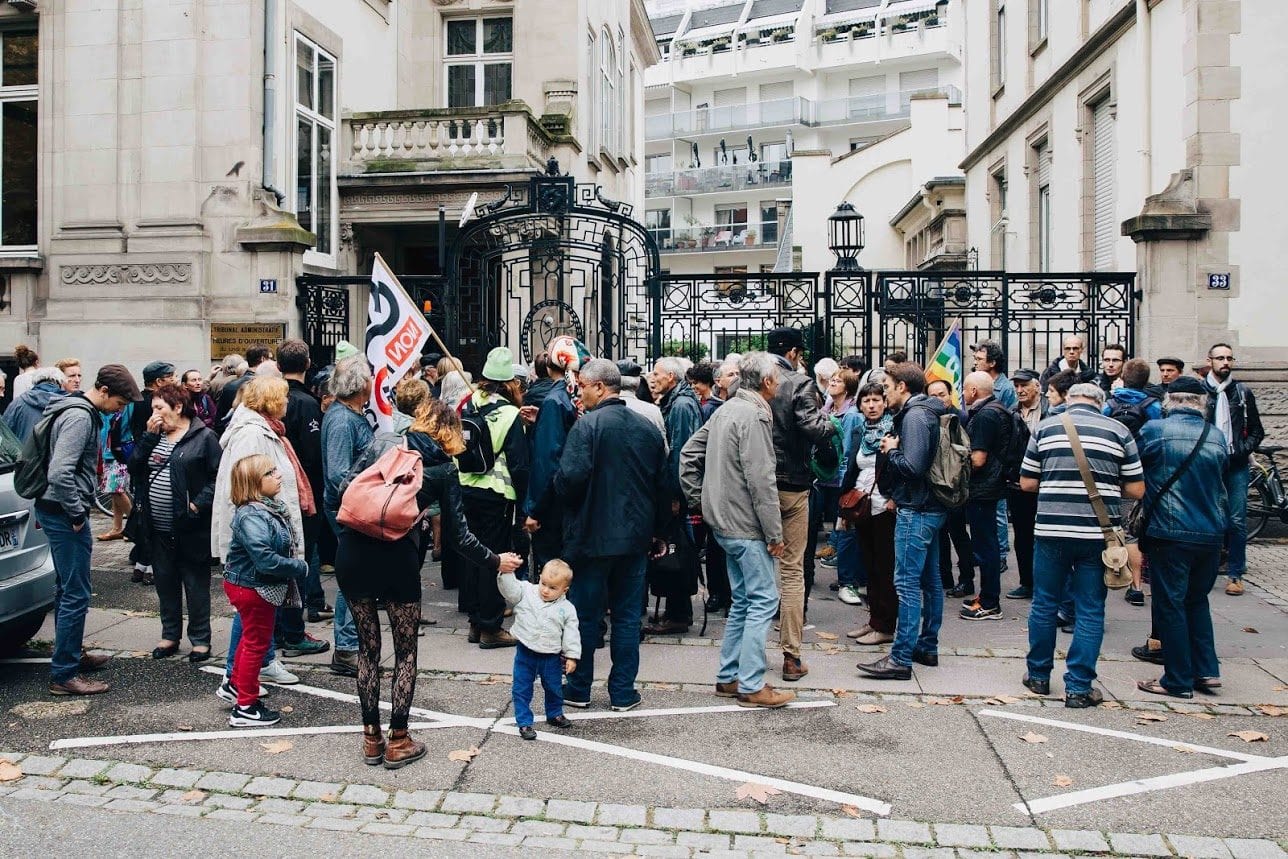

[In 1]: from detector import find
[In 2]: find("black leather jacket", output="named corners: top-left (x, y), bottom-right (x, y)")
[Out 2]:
top-left (768, 354), bottom-right (835, 492)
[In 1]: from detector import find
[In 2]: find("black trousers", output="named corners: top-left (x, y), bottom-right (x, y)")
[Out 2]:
top-left (461, 491), bottom-right (514, 631)
top-left (151, 531), bottom-right (211, 647)
top-left (531, 521), bottom-right (563, 578)
top-left (939, 508), bottom-right (974, 589)
top-left (696, 521), bottom-right (729, 604)
top-left (1008, 487), bottom-right (1038, 589)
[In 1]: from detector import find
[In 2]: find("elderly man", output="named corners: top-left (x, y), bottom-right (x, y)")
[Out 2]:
top-left (1039, 335), bottom-right (1095, 392)
top-left (645, 356), bottom-right (704, 634)
top-left (715, 361), bottom-right (740, 400)
top-left (959, 371), bottom-right (1012, 621)
top-left (1020, 383), bottom-right (1144, 707)
top-left (681, 352), bottom-right (793, 709)
top-left (616, 360), bottom-right (666, 439)
top-left (1133, 377), bottom-right (1230, 699)
top-left (531, 359), bottom-right (668, 711)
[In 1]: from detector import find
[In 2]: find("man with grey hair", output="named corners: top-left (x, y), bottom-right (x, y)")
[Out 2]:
top-left (1019, 381), bottom-right (1143, 708)
top-left (615, 360), bottom-right (666, 440)
top-left (680, 353), bottom-right (794, 708)
top-left (715, 361), bottom-right (740, 400)
top-left (530, 358), bottom-right (668, 712)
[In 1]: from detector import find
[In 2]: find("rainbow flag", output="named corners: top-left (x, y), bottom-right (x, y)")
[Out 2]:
top-left (925, 320), bottom-right (964, 406)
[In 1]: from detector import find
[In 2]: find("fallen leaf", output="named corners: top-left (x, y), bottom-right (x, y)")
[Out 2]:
top-left (176, 724), bottom-right (194, 732)
top-left (180, 789), bottom-right (206, 803)
top-left (1242, 627), bottom-right (1260, 634)
top-left (735, 782), bottom-right (782, 805)
top-left (831, 688), bottom-right (852, 698)
top-left (1228, 730), bottom-right (1269, 743)
top-left (906, 702), bottom-right (925, 709)
top-left (1191, 712), bottom-right (1216, 721)
top-left (928, 696), bottom-right (965, 706)
top-left (281, 706), bottom-right (294, 714)
top-left (0, 760), bottom-right (22, 782)
top-left (1273, 685), bottom-right (1288, 692)
top-left (1257, 705), bottom-right (1286, 717)
top-left (1053, 774), bottom-right (1074, 787)
top-left (824, 647), bottom-right (843, 656)
top-left (129, 651), bottom-right (150, 658)
top-left (815, 632), bottom-right (839, 641)
top-left (775, 837), bottom-right (791, 845)
top-left (984, 695), bottom-right (1022, 706)
top-left (840, 804), bottom-right (862, 818)
top-left (1100, 701), bottom-right (1123, 710)
top-left (319, 792), bottom-right (338, 803)
top-left (260, 739), bottom-right (294, 755)
top-left (121, 610), bottom-right (151, 618)
top-left (1019, 732), bottom-right (1048, 744)
top-left (856, 704), bottom-right (887, 714)
top-left (448, 745), bottom-right (481, 763)
top-left (1135, 713), bottom-right (1169, 723)
top-left (1172, 745), bottom-right (1196, 754)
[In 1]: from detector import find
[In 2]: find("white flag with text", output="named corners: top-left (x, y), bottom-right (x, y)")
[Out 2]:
top-left (363, 253), bottom-right (429, 431)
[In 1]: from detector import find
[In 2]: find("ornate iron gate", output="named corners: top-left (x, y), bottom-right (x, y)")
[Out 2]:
top-left (296, 273), bottom-right (447, 370)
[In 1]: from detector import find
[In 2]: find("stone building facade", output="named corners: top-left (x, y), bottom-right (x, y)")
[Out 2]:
top-left (0, 0), bottom-right (657, 388)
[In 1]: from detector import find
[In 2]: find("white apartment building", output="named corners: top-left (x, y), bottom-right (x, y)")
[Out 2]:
top-left (642, 0), bottom-right (965, 280)
top-left (0, 0), bottom-right (656, 384)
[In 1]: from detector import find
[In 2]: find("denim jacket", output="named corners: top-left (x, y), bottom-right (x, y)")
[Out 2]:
top-left (223, 502), bottom-right (309, 589)
top-left (1136, 409), bottom-right (1230, 545)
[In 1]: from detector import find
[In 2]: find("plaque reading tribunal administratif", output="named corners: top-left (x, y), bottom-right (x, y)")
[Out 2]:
top-left (209, 323), bottom-right (287, 360)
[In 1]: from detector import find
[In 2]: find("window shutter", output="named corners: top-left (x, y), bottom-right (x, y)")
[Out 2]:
top-left (1037, 142), bottom-right (1051, 188)
top-left (1092, 99), bottom-right (1116, 271)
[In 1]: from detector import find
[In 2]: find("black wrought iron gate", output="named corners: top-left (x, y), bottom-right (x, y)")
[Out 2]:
top-left (296, 274), bottom-right (446, 371)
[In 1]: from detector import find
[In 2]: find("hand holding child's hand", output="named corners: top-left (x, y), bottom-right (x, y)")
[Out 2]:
top-left (498, 552), bottom-right (523, 573)
top-left (564, 658), bottom-right (577, 675)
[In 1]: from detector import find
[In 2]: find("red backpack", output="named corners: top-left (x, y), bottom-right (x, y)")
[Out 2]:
top-left (337, 441), bottom-right (424, 541)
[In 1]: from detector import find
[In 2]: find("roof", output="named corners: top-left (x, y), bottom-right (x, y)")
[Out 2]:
top-left (748, 0), bottom-right (803, 20)
top-left (824, 0), bottom-right (881, 14)
top-left (890, 176), bottom-right (966, 227)
top-left (688, 3), bottom-right (744, 29)
top-left (650, 13), bottom-right (685, 37)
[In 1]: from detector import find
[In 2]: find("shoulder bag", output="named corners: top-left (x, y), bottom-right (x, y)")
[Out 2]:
top-left (1059, 414), bottom-right (1132, 589)
top-left (1124, 421), bottom-right (1211, 540)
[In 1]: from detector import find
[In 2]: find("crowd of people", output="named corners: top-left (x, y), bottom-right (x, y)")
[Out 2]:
top-left (7, 327), bottom-right (1265, 766)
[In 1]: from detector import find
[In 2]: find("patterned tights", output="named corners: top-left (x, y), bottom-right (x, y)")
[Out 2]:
top-left (349, 599), bottom-right (420, 731)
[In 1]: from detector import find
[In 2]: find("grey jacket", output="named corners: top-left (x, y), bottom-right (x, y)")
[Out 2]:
top-left (679, 388), bottom-right (782, 543)
top-left (38, 396), bottom-right (102, 525)
top-left (496, 573), bottom-right (581, 658)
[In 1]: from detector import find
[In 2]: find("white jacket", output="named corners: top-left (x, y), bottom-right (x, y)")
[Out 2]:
top-left (497, 574), bottom-right (581, 659)
top-left (211, 405), bottom-right (304, 561)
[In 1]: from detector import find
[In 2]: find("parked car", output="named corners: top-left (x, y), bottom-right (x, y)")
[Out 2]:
top-left (0, 419), bottom-right (55, 656)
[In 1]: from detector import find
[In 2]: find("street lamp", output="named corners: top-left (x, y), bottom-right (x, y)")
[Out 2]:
top-left (828, 201), bottom-right (865, 271)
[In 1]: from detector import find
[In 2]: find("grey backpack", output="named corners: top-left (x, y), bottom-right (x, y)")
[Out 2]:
top-left (927, 412), bottom-right (971, 509)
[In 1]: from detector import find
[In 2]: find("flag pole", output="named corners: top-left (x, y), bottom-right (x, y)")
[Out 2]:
top-left (370, 251), bottom-right (475, 395)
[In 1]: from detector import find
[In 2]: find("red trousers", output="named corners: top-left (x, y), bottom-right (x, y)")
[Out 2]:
top-left (224, 581), bottom-right (276, 708)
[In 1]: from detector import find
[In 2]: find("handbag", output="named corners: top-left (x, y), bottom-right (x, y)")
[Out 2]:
top-left (1124, 422), bottom-right (1211, 539)
top-left (123, 444), bottom-right (172, 548)
top-left (1060, 414), bottom-right (1132, 590)
top-left (839, 461), bottom-right (880, 524)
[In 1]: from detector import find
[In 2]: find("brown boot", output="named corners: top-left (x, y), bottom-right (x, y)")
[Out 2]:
top-left (737, 685), bottom-right (796, 709)
top-left (79, 653), bottom-right (112, 672)
top-left (782, 654), bottom-right (808, 682)
top-left (467, 623), bottom-right (481, 644)
top-left (383, 729), bottom-right (426, 769)
top-left (478, 629), bottom-right (517, 649)
top-left (362, 725), bottom-right (385, 766)
top-left (715, 680), bottom-right (738, 698)
top-left (50, 676), bottom-right (110, 696)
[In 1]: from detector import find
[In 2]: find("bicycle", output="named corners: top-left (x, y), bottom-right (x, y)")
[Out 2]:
top-left (1247, 445), bottom-right (1288, 540)
top-left (93, 490), bottom-right (115, 516)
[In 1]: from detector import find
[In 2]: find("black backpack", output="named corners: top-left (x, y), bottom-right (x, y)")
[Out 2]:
top-left (14, 399), bottom-right (100, 500)
top-left (1106, 395), bottom-right (1158, 438)
top-left (986, 402), bottom-right (1031, 485)
top-left (456, 399), bottom-right (504, 475)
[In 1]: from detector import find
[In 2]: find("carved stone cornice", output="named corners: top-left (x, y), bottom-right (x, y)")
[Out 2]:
top-left (60, 263), bottom-right (192, 286)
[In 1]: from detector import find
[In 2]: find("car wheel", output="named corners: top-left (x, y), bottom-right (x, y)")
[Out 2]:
top-left (0, 606), bottom-right (51, 658)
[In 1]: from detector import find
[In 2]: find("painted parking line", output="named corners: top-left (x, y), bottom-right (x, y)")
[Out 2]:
top-left (49, 721), bottom-right (453, 751)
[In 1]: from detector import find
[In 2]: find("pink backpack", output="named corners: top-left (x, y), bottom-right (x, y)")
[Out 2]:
top-left (337, 441), bottom-right (424, 541)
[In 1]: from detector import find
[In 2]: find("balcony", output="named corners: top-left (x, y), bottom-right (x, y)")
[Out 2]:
top-left (651, 221), bottom-right (779, 254)
top-left (342, 103), bottom-right (555, 175)
top-left (645, 159), bottom-right (792, 198)
top-left (646, 97), bottom-right (808, 141)
top-left (810, 85), bottom-right (961, 125)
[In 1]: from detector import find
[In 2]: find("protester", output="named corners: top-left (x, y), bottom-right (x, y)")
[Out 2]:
top-left (687, 362), bottom-right (722, 421)
top-left (1039, 335), bottom-right (1095, 391)
top-left (1156, 357), bottom-right (1185, 388)
top-left (681, 352), bottom-right (794, 708)
top-left (222, 454), bottom-right (307, 727)
top-left (531, 359), bottom-right (667, 711)
top-left (813, 358), bottom-right (839, 398)
top-left (927, 379), bottom-right (973, 595)
top-left (183, 369), bottom-right (218, 429)
top-left (521, 353), bottom-right (556, 417)
top-left (857, 362), bottom-right (947, 681)
top-left (217, 344), bottom-right (272, 427)
top-left (320, 357), bottom-right (373, 675)
top-left (766, 327), bottom-right (835, 681)
top-left (1203, 343), bottom-right (1264, 596)
top-left (644, 356), bottom-right (703, 635)
top-left (130, 383), bottom-right (221, 662)
top-left (499, 559), bottom-right (580, 739)
top-left (819, 368), bottom-right (862, 607)
top-left (438, 366), bottom-right (473, 411)
top-left (1008, 369), bottom-right (1047, 599)
top-left (617, 360), bottom-right (666, 438)
top-left (715, 360), bottom-right (740, 400)
top-left (1044, 369), bottom-right (1079, 414)
top-left (839, 381), bottom-right (897, 645)
top-left (972, 340), bottom-right (1017, 409)
top-left (1020, 383), bottom-right (1143, 707)
top-left (435, 356), bottom-right (466, 401)
top-left (95, 395), bottom-right (135, 546)
top-left (1134, 377), bottom-right (1229, 699)
top-left (55, 359), bottom-right (82, 393)
top-left (38, 364), bottom-right (139, 696)
top-left (3, 366), bottom-right (67, 442)
top-left (208, 354), bottom-right (246, 402)
top-left (11, 343), bottom-right (39, 399)
top-left (525, 342), bottom-right (584, 574)
top-left (959, 372), bottom-right (1010, 621)
top-left (1094, 344), bottom-right (1126, 393)
top-left (420, 353), bottom-right (441, 387)
top-left (460, 347), bottom-right (529, 649)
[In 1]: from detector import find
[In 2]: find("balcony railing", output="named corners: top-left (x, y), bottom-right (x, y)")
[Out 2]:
top-left (645, 159), bottom-right (792, 198)
top-left (810, 85), bottom-right (962, 125)
top-left (343, 103), bottom-right (553, 174)
top-left (646, 97), bottom-right (808, 141)
top-left (651, 221), bottom-right (779, 253)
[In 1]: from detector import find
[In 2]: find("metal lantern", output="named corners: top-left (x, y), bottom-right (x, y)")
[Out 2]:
top-left (828, 201), bottom-right (865, 271)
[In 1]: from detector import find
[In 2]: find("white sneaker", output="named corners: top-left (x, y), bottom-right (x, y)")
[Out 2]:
top-left (838, 586), bottom-right (864, 606)
top-left (259, 660), bottom-right (299, 685)
top-left (217, 676), bottom-right (269, 705)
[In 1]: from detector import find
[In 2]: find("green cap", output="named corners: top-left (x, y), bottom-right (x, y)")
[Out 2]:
top-left (482, 346), bottom-right (515, 382)
top-left (335, 340), bottom-right (360, 363)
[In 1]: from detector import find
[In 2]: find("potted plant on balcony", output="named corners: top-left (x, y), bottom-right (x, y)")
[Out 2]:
top-left (771, 27), bottom-right (792, 43)
top-left (744, 229), bottom-right (757, 246)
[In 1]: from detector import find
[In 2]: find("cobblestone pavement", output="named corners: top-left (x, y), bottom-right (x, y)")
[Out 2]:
top-left (1245, 540), bottom-right (1288, 609)
top-left (2, 750), bottom-right (1285, 858)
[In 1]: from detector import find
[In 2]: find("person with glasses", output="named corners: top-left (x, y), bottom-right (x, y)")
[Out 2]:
top-left (1039, 335), bottom-right (1095, 393)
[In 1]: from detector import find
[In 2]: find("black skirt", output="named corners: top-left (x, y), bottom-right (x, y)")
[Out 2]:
top-left (335, 528), bottom-right (422, 604)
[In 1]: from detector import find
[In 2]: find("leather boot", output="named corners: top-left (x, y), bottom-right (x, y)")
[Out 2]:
top-left (383, 729), bottom-right (426, 770)
top-left (478, 628), bottom-right (517, 649)
top-left (362, 725), bottom-right (385, 766)
top-left (467, 623), bottom-right (481, 644)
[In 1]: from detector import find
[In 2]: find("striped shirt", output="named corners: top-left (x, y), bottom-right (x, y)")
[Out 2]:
top-left (1020, 403), bottom-right (1143, 540)
top-left (147, 438), bottom-right (176, 533)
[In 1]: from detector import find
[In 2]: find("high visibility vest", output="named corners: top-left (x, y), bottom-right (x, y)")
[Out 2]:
top-left (458, 391), bottom-right (520, 501)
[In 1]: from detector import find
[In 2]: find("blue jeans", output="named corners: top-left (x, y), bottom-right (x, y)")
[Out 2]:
top-left (714, 534), bottom-right (780, 694)
top-left (512, 643), bottom-right (565, 726)
top-left (564, 553), bottom-right (646, 707)
top-left (224, 609), bottom-right (276, 675)
top-left (834, 528), bottom-right (865, 588)
top-left (304, 527), bottom-right (325, 611)
top-left (1027, 538), bottom-right (1107, 694)
top-left (967, 499), bottom-right (1002, 609)
top-left (1149, 539), bottom-right (1220, 693)
top-left (996, 498), bottom-right (1010, 565)
top-left (1225, 463), bottom-right (1249, 579)
top-left (36, 509), bottom-right (94, 684)
top-left (325, 508), bottom-right (358, 651)
top-left (891, 508), bottom-right (947, 667)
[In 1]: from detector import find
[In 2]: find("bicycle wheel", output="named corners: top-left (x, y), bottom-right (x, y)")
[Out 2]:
top-left (1246, 474), bottom-right (1272, 541)
top-left (93, 490), bottom-right (115, 516)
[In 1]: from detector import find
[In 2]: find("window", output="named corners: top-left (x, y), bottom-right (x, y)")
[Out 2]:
top-left (1036, 140), bottom-right (1051, 271)
top-left (848, 75), bottom-right (885, 118)
top-left (645, 153), bottom-right (672, 174)
top-left (599, 30), bottom-right (616, 155)
top-left (760, 201), bottom-right (778, 245)
top-left (0, 29), bottom-right (37, 249)
top-left (761, 141), bottom-right (788, 169)
top-left (991, 168), bottom-right (1008, 269)
top-left (1091, 98), bottom-right (1116, 270)
top-left (587, 30), bottom-right (597, 153)
top-left (899, 69), bottom-right (939, 110)
top-left (994, 1), bottom-right (1007, 89)
top-left (445, 17), bottom-right (512, 108)
top-left (295, 35), bottom-right (336, 260)
top-left (646, 209), bottom-right (672, 248)
top-left (1036, 0), bottom-right (1048, 42)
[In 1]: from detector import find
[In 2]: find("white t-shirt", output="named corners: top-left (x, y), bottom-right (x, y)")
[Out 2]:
top-left (11, 369), bottom-right (35, 399)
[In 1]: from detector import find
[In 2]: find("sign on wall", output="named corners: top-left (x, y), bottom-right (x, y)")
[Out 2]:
top-left (210, 323), bottom-right (286, 360)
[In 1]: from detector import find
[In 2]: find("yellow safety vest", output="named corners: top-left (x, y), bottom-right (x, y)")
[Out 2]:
top-left (458, 390), bottom-right (520, 501)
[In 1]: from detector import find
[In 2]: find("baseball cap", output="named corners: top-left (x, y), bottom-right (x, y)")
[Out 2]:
top-left (1010, 368), bottom-right (1039, 383)
top-left (142, 360), bottom-right (175, 385)
top-left (94, 364), bottom-right (142, 401)
top-left (767, 326), bottom-right (804, 352)
top-left (1166, 376), bottom-right (1205, 395)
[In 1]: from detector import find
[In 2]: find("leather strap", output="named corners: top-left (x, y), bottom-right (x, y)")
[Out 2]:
top-left (1059, 413), bottom-right (1119, 540)
top-left (1136, 420), bottom-right (1211, 535)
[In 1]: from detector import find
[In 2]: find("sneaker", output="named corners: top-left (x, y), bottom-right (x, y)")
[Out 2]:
top-left (610, 693), bottom-right (642, 712)
top-left (518, 725), bottom-right (537, 740)
top-left (229, 700), bottom-right (281, 727)
top-left (259, 660), bottom-right (300, 685)
top-left (1005, 586), bottom-right (1032, 600)
top-left (819, 556), bottom-right (838, 568)
top-left (216, 678), bottom-right (237, 704)
top-left (960, 603), bottom-right (1002, 621)
top-left (1124, 587), bottom-right (1145, 606)
top-left (307, 605), bottom-right (335, 622)
top-left (563, 694), bottom-right (591, 709)
top-left (1225, 579), bottom-right (1244, 596)
top-left (838, 585), bottom-right (864, 606)
top-left (279, 633), bottom-right (331, 658)
top-left (736, 685), bottom-right (796, 709)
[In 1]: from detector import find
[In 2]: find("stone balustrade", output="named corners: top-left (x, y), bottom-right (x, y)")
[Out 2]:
top-left (343, 103), bottom-right (554, 173)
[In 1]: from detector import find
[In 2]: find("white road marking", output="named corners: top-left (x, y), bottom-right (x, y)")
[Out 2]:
top-left (499, 700), bottom-right (836, 725)
top-left (49, 721), bottom-right (452, 751)
top-left (0, 657), bottom-right (52, 664)
top-left (491, 722), bottom-right (891, 816)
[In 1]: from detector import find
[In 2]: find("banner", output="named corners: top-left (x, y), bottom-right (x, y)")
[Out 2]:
top-left (363, 252), bottom-right (430, 431)
top-left (925, 319), bottom-right (964, 407)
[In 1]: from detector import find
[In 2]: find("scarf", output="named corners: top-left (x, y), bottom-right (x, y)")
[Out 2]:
top-left (1057, 358), bottom-right (1084, 373)
top-left (251, 498), bottom-right (301, 607)
top-left (859, 413), bottom-right (893, 456)
top-left (265, 416), bottom-right (316, 517)
top-left (1205, 373), bottom-right (1234, 453)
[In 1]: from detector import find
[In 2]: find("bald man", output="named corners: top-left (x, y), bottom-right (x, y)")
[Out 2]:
top-left (1039, 335), bottom-right (1095, 392)
top-left (959, 371), bottom-right (1012, 621)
